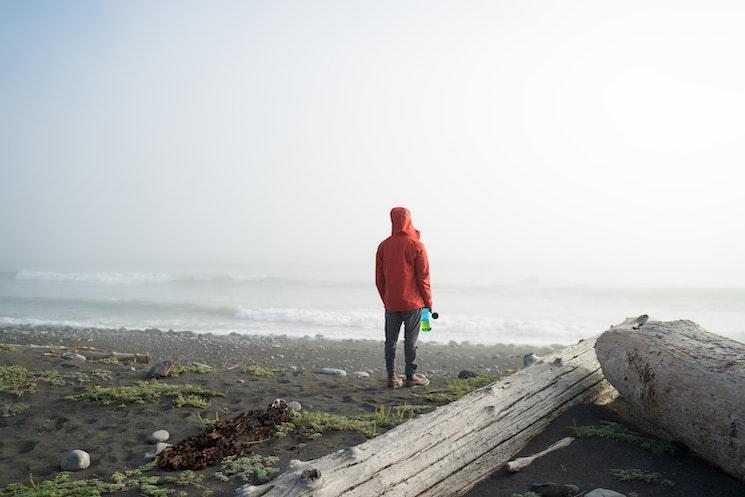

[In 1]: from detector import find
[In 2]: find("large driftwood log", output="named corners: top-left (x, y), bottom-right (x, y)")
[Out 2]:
top-left (237, 337), bottom-right (617, 497)
top-left (596, 317), bottom-right (745, 481)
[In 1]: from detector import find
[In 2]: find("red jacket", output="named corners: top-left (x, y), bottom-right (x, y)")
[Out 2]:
top-left (376, 207), bottom-right (432, 311)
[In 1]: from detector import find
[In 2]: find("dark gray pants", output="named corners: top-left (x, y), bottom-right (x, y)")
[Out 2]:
top-left (385, 309), bottom-right (421, 378)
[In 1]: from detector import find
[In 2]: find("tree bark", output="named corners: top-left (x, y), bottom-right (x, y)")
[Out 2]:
top-left (595, 318), bottom-right (745, 481)
top-left (236, 336), bottom-right (617, 497)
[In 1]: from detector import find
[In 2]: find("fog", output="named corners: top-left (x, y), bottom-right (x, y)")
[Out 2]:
top-left (2, 1), bottom-right (744, 287)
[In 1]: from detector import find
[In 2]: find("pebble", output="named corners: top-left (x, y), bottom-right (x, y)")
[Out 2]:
top-left (61, 352), bottom-right (87, 362)
top-left (144, 442), bottom-right (172, 460)
top-left (147, 430), bottom-right (170, 443)
top-left (318, 367), bottom-right (347, 377)
top-left (61, 449), bottom-right (90, 471)
top-left (351, 371), bottom-right (370, 378)
top-left (288, 401), bottom-right (302, 412)
top-left (458, 370), bottom-right (477, 379)
top-left (586, 490), bottom-right (626, 497)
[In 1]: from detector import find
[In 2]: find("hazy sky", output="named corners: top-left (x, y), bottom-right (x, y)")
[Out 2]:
top-left (1, 1), bottom-right (744, 286)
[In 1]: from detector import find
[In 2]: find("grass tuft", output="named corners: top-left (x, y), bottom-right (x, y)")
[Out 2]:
top-left (213, 454), bottom-right (281, 483)
top-left (194, 411), bottom-right (221, 431)
top-left (276, 404), bottom-right (431, 439)
top-left (1, 463), bottom-right (214, 497)
top-left (419, 373), bottom-right (500, 402)
top-left (610, 468), bottom-right (675, 486)
top-left (0, 366), bottom-right (115, 397)
top-left (1, 401), bottom-right (30, 417)
top-left (168, 364), bottom-right (215, 376)
top-left (0, 344), bottom-right (19, 352)
top-left (65, 380), bottom-right (225, 407)
top-left (571, 421), bottom-right (678, 456)
top-left (242, 364), bottom-right (273, 377)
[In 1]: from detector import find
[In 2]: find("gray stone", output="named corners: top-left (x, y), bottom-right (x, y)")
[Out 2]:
top-left (458, 370), bottom-right (477, 379)
top-left (318, 367), bottom-right (347, 377)
top-left (144, 442), bottom-right (172, 460)
top-left (523, 353), bottom-right (544, 367)
top-left (147, 360), bottom-right (174, 378)
top-left (528, 483), bottom-right (580, 497)
top-left (351, 371), bottom-right (370, 378)
top-left (61, 352), bottom-right (87, 361)
top-left (586, 490), bottom-right (626, 497)
top-left (288, 401), bottom-right (302, 412)
top-left (147, 429), bottom-right (170, 443)
top-left (61, 449), bottom-right (90, 471)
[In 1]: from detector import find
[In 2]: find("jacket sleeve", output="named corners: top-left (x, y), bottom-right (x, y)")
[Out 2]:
top-left (375, 245), bottom-right (386, 305)
top-left (414, 243), bottom-right (432, 309)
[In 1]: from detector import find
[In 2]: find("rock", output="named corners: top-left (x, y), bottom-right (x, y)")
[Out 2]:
top-left (458, 370), bottom-right (477, 379)
top-left (318, 368), bottom-right (347, 377)
top-left (147, 360), bottom-right (175, 378)
top-left (147, 430), bottom-right (170, 443)
top-left (586, 490), bottom-right (626, 497)
top-left (61, 449), bottom-right (90, 471)
top-left (61, 352), bottom-right (86, 361)
top-left (144, 442), bottom-right (172, 460)
top-left (288, 401), bottom-right (302, 412)
top-left (351, 371), bottom-right (370, 378)
top-left (529, 483), bottom-right (580, 497)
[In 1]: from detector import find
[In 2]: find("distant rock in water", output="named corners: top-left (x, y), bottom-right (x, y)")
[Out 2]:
top-left (61, 449), bottom-right (90, 471)
top-left (318, 368), bottom-right (347, 377)
top-left (458, 370), bottom-right (477, 379)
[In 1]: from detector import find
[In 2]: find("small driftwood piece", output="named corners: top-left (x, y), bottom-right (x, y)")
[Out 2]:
top-left (236, 333), bottom-right (618, 497)
top-left (79, 349), bottom-right (152, 364)
top-left (596, 317), bottom-right (745, 481)
top-left (505, 436), bottom-right (574, 472)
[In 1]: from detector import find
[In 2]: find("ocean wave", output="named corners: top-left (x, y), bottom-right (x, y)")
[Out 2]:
top-left (15, 270), bottom-right (176, 284)
top-left (234, 307), bottom-right (379, 328)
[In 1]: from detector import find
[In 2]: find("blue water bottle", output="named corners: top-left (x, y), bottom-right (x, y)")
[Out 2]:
top-left (421, 308), bottom-right (438, 332)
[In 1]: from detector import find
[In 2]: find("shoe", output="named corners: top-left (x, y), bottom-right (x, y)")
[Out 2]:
top-left (387, 376), bottom-right (404, 389)
top-left (405, 374), bottom-right (430, 387)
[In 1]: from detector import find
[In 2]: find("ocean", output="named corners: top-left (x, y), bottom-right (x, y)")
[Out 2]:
top-left (1, 269), bottom-right (743, 346)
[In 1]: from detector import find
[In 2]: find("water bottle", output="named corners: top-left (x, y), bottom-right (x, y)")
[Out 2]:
top-left (421, 307), bottom-right (438, 332)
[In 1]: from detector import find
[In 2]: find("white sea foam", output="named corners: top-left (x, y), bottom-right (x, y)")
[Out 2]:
top-left (234, 307), bottom-right (378, 328)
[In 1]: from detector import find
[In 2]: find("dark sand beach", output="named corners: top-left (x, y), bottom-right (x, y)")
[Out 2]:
top-left (1, 326), bottom-right (743, 497)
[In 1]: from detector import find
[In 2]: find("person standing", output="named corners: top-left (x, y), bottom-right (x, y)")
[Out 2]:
top-left (376, 207), bottom-right (432, 388)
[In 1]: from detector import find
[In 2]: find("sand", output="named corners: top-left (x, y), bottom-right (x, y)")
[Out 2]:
top-left (1, 325), bottom-right (743, 497)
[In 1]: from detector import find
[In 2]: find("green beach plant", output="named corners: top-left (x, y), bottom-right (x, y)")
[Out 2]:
top-left (0, 365), bottom-right (36, 396)
top-left (65, 380), bottom-right (225, 407)
top-left (0, 344), bottom-right (19, 352)
top-left (0, 366), bottom-right (115, 396)
top-left (419, 373), bottom-right (500, 402)
top-left (213, 454), bottom-right (281, 483)
top-left (0, 401), bottom-right (30, 417)
top-left (194, 411), bottom-right (221, 431)
top-left (168, 363), bottom-right (215, 376)
top-left (0, 463), bottom-right (213, 497)
top-left (571, 421), bottom-right (678, 456)
top-left (610, 468), bottom-right (675, 486)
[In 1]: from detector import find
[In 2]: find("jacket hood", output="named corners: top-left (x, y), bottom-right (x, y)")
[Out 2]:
top-left (390, 207), bottom-right (420, 239)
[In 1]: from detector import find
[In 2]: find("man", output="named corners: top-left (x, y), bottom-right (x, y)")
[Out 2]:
top-left (376, 207), bottom-right (432, 388)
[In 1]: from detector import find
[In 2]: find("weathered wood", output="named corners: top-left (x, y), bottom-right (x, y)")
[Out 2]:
top-left (236, 336), bottom-right (617, 497)
top-left (506, 436), bottom-right (574, 472)
top-left (596, 318), bottom-right (745, 481)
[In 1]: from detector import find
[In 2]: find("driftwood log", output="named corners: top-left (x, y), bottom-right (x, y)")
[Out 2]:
top-left (596, 317), bottom-right (745, 481)
top-left (236, 336), bottom-right (617, 497)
